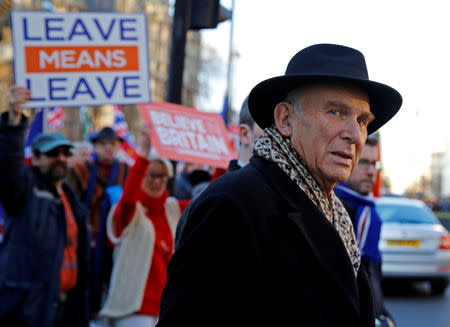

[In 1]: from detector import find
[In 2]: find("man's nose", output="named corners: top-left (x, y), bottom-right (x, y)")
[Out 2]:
top-left (58, 152), bottom-right (69, 161)
top-left (366, 164), bottom-right (377, 175)
top-left (342, 118), bottom-right (364, 144)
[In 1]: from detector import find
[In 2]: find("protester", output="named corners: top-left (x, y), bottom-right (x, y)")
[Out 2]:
top-left (174, 162), bottom-right (204, 199)
top-left (175, 97), bottom-right (261, 247)
top-left (157, 44), bottom-right (402, 327)
top-left (335, 136), bottom-right (395, 327)
top-left (227, 96), bottom-right (263, 172)
top-left (99, 130), bottom-right (189, 327)
top-left (70, 141), bottom-right (94, 166)
top-left (173, 168), bottom-right (212, 246)
top-left (208, 96), bottom-right (263, 182)
top-left (0, 86), bottom-right (90, 327)
top-left (188, 169), bottom-right (211, 198)
top-left (67, 126), bottom-right (129, 316)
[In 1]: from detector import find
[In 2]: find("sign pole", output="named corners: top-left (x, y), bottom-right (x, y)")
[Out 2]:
top-left (165, 0), bottom-right (192, 194)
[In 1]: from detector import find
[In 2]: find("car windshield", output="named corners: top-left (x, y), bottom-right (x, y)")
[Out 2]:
top-left (375, 203), bottom-right (438, 224)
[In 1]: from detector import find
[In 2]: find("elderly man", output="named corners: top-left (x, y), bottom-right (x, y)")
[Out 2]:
top-left (335, 137), bottom-right (395, 327)
top-left (157, 44), bottom-right (402, 327)
top-left (0, 86), bottom-right (90, 327)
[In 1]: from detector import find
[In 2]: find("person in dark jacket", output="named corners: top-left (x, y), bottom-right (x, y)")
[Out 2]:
top-left (175, 162), bottom-right (204, 199)
top-left (227, 96), bottom-right (264, 173)
top-left (157, 44), bottom-right (403, 327)
top-left (335, 136), bottom-right (395, 327)
top-left (0, 86), bottom-right (90, 327)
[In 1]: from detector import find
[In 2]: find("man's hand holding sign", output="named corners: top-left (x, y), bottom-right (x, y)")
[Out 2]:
top-left (7, 86), bottom-right (32, 125)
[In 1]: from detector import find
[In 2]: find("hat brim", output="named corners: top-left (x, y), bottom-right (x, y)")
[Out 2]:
top-left (40, 141), bottom-right (73, 153)
top-left (248, 74), bottom-right (402, 135)
top-left (90, 135), bottom-right (124, 143)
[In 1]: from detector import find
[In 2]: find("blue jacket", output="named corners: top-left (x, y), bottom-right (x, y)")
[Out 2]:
top-left (0, 113), bottom-right (90, 327)
top-left (334, 183), bottom-right (382, 264)
top-left (175, 170), bottom-right (193, 200)
top-left (335, 182), bottom-right (394, 323)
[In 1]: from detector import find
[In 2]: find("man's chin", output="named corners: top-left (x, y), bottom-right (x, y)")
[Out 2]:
top-left (359, 185), bottom-right (374, 196)
top-left (99, 156), bottom-right (115, 164)
top-left (47, 169), bottom-right (68, 182)
top-left (48, 174), bottom-right (66, 182)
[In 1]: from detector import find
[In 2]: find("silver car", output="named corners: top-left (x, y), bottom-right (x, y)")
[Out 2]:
top-left (376, 197), bottom-right (450, 295)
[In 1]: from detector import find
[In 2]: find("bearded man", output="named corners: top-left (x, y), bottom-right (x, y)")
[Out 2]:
top-left (0, 86), bottom-right (90, 327)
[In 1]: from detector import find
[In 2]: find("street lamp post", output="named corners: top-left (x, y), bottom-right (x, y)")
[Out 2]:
top-left (166, 0), bottom-right (192, 105)
top-left (225, 0), bottom-right (235, 125)
top-left (165, 0), bottom-right (232, 195)
top-left (166, 0), bottom-right (232, 105)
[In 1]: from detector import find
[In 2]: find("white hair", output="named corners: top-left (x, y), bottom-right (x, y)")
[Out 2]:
top-left (71, 141), bottom-right (93, 154)
top-left (148, 155), bottom-right (174, 178)
top-left (285, 88), bottom-right (304, 116)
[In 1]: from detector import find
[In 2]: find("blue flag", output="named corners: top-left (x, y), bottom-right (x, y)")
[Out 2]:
top-left (221, 93), bottom-right (228, 126)
top-left (24, 109), bottom-right (44, 164)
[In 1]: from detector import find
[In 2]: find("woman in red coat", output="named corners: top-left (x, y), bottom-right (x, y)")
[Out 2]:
top-left (100, 134), bottom-right (189, 327)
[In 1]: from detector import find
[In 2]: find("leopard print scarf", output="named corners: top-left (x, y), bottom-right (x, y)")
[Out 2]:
top-left (252, 127), bottom-right (360, 276)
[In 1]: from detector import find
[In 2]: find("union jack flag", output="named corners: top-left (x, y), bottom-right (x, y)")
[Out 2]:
top-left (113, 105), bottom-right (139, 165)
top-left (113, 105), bottom-right (129, 138)
top-left (46, 107), bottom-right (64, 131)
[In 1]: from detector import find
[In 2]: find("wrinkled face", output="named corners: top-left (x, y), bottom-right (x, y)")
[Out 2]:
top-left (347, 144), bottom-right (378, 196)
top-left (278, 84), bottom-right (373, 193)
top-left (94, 138), bottom-right (120, 164)
top-left (34, 146), bottom-right (72, 182)
top-left (142, 161), bottom-right (169, 197)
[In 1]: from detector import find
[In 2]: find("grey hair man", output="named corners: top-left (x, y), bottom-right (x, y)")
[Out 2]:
top-left (157, 44), bottom-right (402, 327)
top-left (227, 96), bottom-right (264, 172)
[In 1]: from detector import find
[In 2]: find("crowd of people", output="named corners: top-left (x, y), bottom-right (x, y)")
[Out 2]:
top-left (0, 43), bottom-right (402, 327)
top-left (0, 86), bottom-right (209, 327)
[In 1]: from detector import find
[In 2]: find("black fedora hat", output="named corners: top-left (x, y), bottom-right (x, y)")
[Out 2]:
top-left (89, 127), bottom-right (123, 143)
top-left (248, 43), bottom-right (402, 135)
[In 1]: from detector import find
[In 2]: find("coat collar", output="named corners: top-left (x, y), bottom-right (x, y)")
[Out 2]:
top-left (227, 159), bottom-right (243, 173)
top-left (31, 166), bottom-right (89, 221)
top-left (250, 156), bottom-right (362, 316)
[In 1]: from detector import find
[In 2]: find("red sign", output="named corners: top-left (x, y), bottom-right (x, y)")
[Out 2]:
top-left (139, 102), bottom-right (237, 168)
top-left (228, 123), bottom-right (240, 154)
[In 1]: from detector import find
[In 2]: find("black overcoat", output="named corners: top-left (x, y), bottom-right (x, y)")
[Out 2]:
top-left (158, 156), bottom-right (375, 327)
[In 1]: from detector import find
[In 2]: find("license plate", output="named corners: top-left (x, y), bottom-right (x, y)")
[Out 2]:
top-left (386, 240), bottom-right (421, 247)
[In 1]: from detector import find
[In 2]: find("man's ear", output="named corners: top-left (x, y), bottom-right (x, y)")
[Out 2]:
top-left (274, 102), bottom-right (292, 137)
top-left (239, 124), bottom-right (252, 146)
